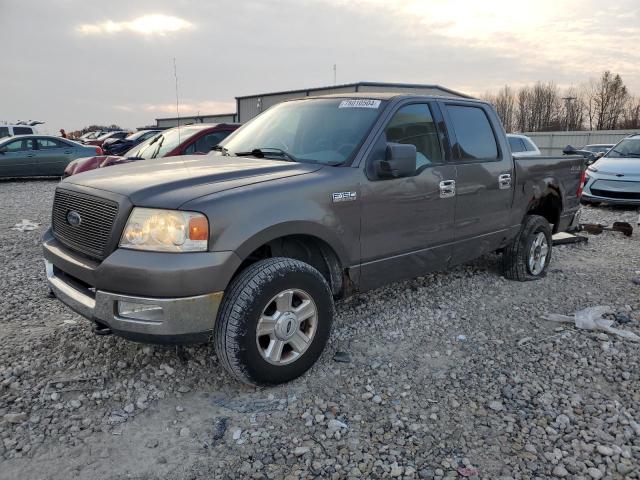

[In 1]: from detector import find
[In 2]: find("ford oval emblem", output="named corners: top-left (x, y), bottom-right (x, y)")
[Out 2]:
top-left (66, 210), bottom-right (82, 226)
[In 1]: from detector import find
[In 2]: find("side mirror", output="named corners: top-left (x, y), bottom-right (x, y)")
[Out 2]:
top-left (376, 143), bottom-right (416, 179)
top-left (563, 144), bottom-right (577, 155)
top-left (0, 147), bottom-right (7, 154)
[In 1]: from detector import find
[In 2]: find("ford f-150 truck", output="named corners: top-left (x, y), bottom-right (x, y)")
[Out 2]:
top-left (43, 93), bottom-right (585, 385)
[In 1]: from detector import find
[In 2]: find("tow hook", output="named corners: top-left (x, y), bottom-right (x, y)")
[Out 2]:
top-left (93, 321), bottom-right (112, 336)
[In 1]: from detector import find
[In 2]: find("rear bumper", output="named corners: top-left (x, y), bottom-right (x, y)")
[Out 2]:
top-left (46, 259), bottom-right (223, 344)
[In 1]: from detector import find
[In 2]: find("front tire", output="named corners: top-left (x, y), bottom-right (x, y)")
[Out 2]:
top-left (214, 258), bottom-right (333, 385)
top-left (502, 215), bottom-right (552, 281)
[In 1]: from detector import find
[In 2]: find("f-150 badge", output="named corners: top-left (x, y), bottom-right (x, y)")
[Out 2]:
top-left (332, 191), bottom-right (357, 203)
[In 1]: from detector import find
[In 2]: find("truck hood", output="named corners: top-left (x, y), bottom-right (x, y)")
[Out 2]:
top-left (62, 154), bottom-right (323, 208)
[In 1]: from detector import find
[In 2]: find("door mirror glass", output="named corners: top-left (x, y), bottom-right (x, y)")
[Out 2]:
top-left (376, 143), bottom-right (416, 179)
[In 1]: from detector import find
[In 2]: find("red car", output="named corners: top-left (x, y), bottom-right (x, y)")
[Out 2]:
top-left (64, 123), bottom-right (241, 178)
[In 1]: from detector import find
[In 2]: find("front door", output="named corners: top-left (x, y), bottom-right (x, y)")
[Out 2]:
top-left (440, 102), bottom-right (514, 265)
top-left (359, 102), bottom-right (456, 291)
top-left (0, 138), bottom-right (37, 177)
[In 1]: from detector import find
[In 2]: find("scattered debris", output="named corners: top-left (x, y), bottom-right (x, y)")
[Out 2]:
top-left (456, 334), bottom-right (467, 342)
top-left (10, 219), bottom-right (40, 232)
top-left (632, 277), bottom-right (640, 286)
top-left (579, 222), bottom-right (633, 237)
top-left (333, 351), bottom-right (352, 363)
top-left (457, 466), bottom-right (479, 477)
top-left (552, 232), bottom-right (588, 245)
top-left (615, 312), bottom-right (632, 324)
top-left (543, 306), bottom-right (640, 342)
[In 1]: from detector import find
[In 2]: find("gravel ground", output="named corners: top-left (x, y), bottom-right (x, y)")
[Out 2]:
top-left (1, 179), bottom-right (639, 480)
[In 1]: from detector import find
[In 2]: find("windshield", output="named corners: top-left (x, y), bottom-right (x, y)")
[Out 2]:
top-left (605, 138), bottom-right (640, 159)
top-left (125, 130), bottom-right (157, 141)
top-left (220, 98), bottom-right (386, 165)
top-left (124, 126), bottom-right (204, 159)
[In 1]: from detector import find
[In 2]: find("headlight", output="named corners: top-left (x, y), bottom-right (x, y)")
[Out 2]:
top-left (120, 208), bottom-right (209, 252)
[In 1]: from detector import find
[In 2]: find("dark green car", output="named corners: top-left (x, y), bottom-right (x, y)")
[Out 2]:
top-left (0, 135), bottom-right (102, 177)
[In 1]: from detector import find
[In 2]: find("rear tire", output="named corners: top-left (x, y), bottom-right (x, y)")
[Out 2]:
top-left (502, 215), bottom-right (552, 281)
top-left (214, 257), bottom-right (333, 385)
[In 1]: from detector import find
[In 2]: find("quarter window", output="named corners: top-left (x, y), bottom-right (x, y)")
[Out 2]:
top-left (384, 103), bottom-right (443, 172)
top-left (447, 105), bottom-right (499, 161)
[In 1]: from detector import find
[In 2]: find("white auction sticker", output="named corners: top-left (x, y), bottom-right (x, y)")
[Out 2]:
top-left (338, 99), bottom-right (381, 109)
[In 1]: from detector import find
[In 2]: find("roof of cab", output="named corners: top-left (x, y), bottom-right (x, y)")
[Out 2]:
top-left (304, 91), bottom-right (483, 102)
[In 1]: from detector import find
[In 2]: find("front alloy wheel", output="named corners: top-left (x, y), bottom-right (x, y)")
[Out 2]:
top-left (214, 258), bottom-right (333, 385)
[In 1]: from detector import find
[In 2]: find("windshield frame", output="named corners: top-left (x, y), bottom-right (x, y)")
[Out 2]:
top-left (219, 97), bottom-right (388, 167)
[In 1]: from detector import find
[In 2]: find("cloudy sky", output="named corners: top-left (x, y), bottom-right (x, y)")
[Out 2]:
top-left (1, 0), bottom-right (639, 134)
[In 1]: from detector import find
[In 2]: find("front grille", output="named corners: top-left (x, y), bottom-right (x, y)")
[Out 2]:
top-left (590, 189), bottom-right (640, 200)
top-left (52, 189), bottom-right (119, 260)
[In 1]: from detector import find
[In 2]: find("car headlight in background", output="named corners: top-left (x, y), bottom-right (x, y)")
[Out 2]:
top-left (120, 208), bottom-right (209, 252)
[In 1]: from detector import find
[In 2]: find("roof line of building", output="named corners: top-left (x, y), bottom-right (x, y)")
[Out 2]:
top-left (234, 81), bottom-right (473, 100)
top-left (154, 112), bottom-right (236, 121)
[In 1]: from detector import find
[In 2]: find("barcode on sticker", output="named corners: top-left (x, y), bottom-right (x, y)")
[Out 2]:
top-left (338, 99), bottom-right (381, 109)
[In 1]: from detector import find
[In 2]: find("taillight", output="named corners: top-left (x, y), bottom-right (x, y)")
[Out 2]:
top-left (577, 169), bottom-right (587, 197)
top-left (95, 147), bottom-right (103, 155)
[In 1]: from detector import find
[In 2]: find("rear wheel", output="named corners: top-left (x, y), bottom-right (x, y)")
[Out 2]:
top-left (214, 258), bottom-right (333, 385)
top-left (502, 215), bottom-right (552, 281)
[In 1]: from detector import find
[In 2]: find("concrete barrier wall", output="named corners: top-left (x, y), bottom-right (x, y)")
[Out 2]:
top-left (523, 130), bottom-right (640, 155)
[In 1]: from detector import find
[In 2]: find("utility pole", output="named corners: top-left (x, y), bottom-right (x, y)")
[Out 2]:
top-left (562, 96), bottom-right (577, 132)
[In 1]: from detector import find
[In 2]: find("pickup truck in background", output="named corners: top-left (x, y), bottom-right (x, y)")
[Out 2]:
top-left (43, 93), bottom-right (585, 385)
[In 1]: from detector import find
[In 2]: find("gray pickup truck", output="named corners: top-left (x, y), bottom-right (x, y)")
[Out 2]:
top-left (43, 93), bottom-right (584, 385)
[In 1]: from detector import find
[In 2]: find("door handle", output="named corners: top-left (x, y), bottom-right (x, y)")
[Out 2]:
top-left (498, 173), bottom-right (512, 190)
top-left (439, 180), bottom-right (456, 198)
top-left (63, 150), bottom-right (73, 154)
top-left (27, 154), bottom-right (36, 158)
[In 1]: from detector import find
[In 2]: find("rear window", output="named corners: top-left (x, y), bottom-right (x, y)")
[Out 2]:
top-left (447, 105), bottom-right (499, 161)
top-left (13, 127), bottom-right (33, 135)
top-left (508, 137), bottom-right (526, 153)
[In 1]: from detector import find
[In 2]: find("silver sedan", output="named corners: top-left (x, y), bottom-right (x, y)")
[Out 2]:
top-left (582, 134), bottom-right (640, 206)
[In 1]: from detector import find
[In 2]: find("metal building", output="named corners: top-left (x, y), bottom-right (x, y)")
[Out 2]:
top-left (524, 129), bottom-right (640, 156)
top-left (235, 81), bottom-right (472, 123)
top-left (155, 113), bottom-right (237, 129)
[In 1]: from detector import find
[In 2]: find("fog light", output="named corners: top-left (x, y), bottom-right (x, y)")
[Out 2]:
top-left (118, 301), bottom-right (163, 322)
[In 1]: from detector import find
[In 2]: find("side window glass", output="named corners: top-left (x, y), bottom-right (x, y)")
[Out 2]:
top-left (447, 105), bottom-right (499, 161)
top-left (508, 137), bottom-right (525, 153)
top-left (525, 139), bottom-right (537, 152)
top-left (13, 127), bottom-right (33, 135)
top-left (384, 104), bottom-right (443, 173)
top-left (0, 127), bottom-right (9, 139)
top-left (4, 139), bottom-right (34, 151)
top-left (37, 138), bottom-right (62, 149)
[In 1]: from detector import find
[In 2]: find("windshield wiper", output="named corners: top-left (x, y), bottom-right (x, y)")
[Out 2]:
top-left (234, 147), bottom-right (299, 162)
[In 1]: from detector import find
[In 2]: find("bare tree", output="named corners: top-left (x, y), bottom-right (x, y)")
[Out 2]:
top-left (621, 96), bottom-right (640, 129)
top-left (583, 71), bottom-right (629, 130)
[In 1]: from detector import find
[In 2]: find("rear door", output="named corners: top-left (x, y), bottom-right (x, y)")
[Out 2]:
top-left (0, 138), bottom-right (37, 176)
top-left (359, 101), bottom-right (457, 290)
top-left (440, 102), bottom-right (514, 265)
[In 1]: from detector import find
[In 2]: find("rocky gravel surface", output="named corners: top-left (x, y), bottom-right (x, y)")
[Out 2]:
top-left (1, 179), bottom-right (639, 480)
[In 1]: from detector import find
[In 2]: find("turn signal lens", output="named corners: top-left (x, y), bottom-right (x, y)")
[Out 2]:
top-left (189, 217), bottom-right (208, 241)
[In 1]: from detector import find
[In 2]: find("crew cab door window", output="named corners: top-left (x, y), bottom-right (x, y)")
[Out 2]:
top-left (447, 105), bottom-right (499, 161)
top-left (384, 104), bottom-right (443, 172)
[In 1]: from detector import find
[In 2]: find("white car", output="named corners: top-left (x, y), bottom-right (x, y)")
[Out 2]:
top-left (0, 124), bottom-right (37, 139)
top-left (507, 133), bottom-right (541, 157)
top-left (582, 134), bottom-right (640, 206)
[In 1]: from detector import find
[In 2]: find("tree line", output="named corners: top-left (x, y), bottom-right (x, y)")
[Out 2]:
top-left (482, 71), bottom-right (640, 133)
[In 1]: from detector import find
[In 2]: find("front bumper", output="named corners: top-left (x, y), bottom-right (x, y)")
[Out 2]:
top-left (582, 176), bottom-right (640, 206)
top-left (43, 229), bottom-right (241, 344)
top-left (46, 259), bottom-right (223, 344)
